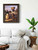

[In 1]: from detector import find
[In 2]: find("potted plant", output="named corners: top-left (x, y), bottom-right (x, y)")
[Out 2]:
top-left (26, 17), bottom-right (38, 36)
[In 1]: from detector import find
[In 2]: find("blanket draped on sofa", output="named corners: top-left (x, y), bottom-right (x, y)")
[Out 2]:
top-left (17, 38), bottom-right (26, 50)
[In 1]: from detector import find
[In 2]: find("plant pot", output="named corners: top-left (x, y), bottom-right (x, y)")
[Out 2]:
top-left (30, 32), bottom-right (36, 36)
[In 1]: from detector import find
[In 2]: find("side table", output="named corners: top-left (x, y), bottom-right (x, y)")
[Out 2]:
top-left (29, 36), bottom-right (37, 47)
top-left (0, 44), bottom-right (9, 50)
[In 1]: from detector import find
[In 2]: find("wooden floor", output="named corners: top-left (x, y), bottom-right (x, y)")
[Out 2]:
top-left (27, 47), bottom-right (32, 50)
top-left (7, 48), bottom-right (32, 50)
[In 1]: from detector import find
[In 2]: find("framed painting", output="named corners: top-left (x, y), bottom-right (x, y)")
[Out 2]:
top-left (3, 4), bottom-right (19, 23)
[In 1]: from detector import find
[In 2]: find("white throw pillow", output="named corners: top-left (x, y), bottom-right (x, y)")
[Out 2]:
top-left (0, 37), bottom-right (10, 44)
top-left (12, 29), bottom-right (25, 37)
top-left (12, 29), bottom-right (19, 37)
top-left (1, 28), bottom-right (12, 37)
top-left (17, 30), bottom-right (25, 36)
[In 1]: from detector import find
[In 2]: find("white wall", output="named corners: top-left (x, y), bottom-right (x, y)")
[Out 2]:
top-left (0, 0), bottom-right (38, 35)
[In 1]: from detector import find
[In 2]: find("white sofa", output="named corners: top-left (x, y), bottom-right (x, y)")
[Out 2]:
top-left (0, 28), bottom-right (30, 50)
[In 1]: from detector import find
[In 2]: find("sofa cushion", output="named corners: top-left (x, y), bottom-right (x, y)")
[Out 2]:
top-left (12, 37), bottom-right (20, 43)
top-left (12, 29), bottom-right (25, 37)
top-left (0, 43), bottom-right (6, 45)
top-left (0, 37), bottom-right (10, 44)
top-left (1, 28), bottom-right (12, 37)
top-left (12, 29), bottom-right (19, 37)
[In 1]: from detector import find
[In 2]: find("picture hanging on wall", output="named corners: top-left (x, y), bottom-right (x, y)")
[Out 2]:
top-left (3, 4), bottom-right (19, 23)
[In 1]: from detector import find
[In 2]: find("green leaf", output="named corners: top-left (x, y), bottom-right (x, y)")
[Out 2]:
top-left (29, 26), bottom-right (33, 29)
top-left (34, 27), bottom-right (36, 30)
top-left (34, 21), bottom-right (38, 26)
top-left (31, 17), bottom-right (35, 26)
top-left (26, 19), bottom-right (32, 25)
